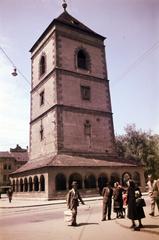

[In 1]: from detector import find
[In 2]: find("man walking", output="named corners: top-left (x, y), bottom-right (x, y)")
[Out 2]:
top-left (67, 181), bottom-right (85, 226)
top-left (147, 175), bottom-right (156, 216)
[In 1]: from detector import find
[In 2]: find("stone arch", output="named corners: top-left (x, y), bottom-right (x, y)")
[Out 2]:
top-left (110, 172), bottom-right (120, 187)
top-left (20, 178), bottom-right (23, 192)
top-left (98, 173), bottom-right (108, 193)
top-left (84, 173), bottom-right (96, 189)
top-left (16, 179), bottom-right (19, 192)
top-left (24, 178), bottom-right (28, 192)
top-left (39, 53), bottom-right (46, 77)
top-left (34, 176), bottom-right (39, 192)
top-left (69, 173), bottom-right (82, 189)
top-left (132, 171), bottom-right (141, 186)
top-left (40, 175), bottom-right (45, 191)
top-left (122, 172), bottom-right (131, 187)
top-left (55, 173), bottom-right (66, 191)
top-left (12, 179), bottom-right (15, 192)
top-left (29, 177), bottom-right (33, 192)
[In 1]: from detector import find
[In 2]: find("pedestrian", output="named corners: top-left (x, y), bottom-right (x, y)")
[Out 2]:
top-left (152, 178), bottom-right (159, 214)
top-left (147, 174), bottom-right (157, 216)
top-left (127, 180), bottom-right (145, 231)
top-left (66, 181), bottom-right (85, 226)
top-left (113, 182), bottom-right (124, 218)
top-left (101, 182), bottom-right (113, 221)
top-left (122, 189), bottom-right (128, 218)
top-left (7, 188), bottom-right (13, 203)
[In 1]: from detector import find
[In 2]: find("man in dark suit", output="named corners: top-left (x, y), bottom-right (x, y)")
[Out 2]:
top-left (101, 182), bottom-right (113, 221)
top-left (67, 181), bottom-right (85, 226)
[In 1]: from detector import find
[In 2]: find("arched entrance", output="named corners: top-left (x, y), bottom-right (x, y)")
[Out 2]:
top-left (69, 173), bottom-right (82, 189)
top-left (55, 173), bottom-right (66, 191)
top-left (98, 174), bottom-right (108, 194)
top-left (84, 174), bottom-right (96, 189)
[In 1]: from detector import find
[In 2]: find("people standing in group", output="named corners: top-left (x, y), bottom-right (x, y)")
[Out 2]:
top-left (7, 188), bottom-right (13, 203)
top-left (113, 182), bottom-right (124, 218)
top-left (147, 174), bottom-right (157, 216)
top-left (66, 181), bottom-right (85, 226)
top-left (101, 182), bottom-right (113, 221)
top-left (127, 179), bottom-right (145, 231)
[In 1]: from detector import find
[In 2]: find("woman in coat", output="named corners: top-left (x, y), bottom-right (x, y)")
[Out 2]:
top-left (127, 180), bottom-right (145, 230)
top-left (113, 182), bottom-right (124, 218)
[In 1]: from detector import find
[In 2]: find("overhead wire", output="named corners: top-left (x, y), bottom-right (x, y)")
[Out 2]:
top-left (112, 40), bottom-right (159, 86)
top-left (0, 45), bottom-right (51, 106)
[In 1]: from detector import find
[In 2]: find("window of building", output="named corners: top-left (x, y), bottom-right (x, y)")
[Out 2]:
top-left (39, 55), bottom-right (46, 77)
top-left (8, 165), bottom-right (11, 170)
top-left (40, 90), bottom-right (45, 106)
top-left (40, 123), bottom-right (44, 141)
top-left (81, 86), bottom-right (91, 100)
top-left (3, 175), bottom-right (7, 181)
top-left (84, 120), bottom-right (91, 136)
top-left (77, 50), bottom-right (87, 69)
top-left (3, 164), bottom-right (7, 170)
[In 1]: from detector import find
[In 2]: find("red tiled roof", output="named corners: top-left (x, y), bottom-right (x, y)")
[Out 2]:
top-left (11, 154), bottom-right (137, 175)
top-left (0, 151), bottom-right (29, 162)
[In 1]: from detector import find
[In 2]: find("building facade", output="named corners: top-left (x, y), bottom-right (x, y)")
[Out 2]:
top-left (10, 4), bottom-right (145, 199)
top-left (0, 145), bottom-right (28, 193)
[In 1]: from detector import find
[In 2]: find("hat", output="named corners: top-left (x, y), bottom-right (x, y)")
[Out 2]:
top-left (72, 181), bottom-right (77, 186)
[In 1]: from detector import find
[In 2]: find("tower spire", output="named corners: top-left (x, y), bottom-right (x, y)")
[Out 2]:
top-left (62, 0), bottom-right (67, 11)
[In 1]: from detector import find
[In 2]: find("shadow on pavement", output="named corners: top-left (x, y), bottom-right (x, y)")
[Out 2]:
top-left (143, 224), bottom-right (159, 229)
top-left (78, 222), bottom-right (99, 226)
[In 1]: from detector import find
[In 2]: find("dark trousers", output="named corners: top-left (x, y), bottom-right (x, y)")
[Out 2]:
top-left (102, 200), bottom-right (112, 220)
top-left (72, 206), bottom-right (77, 225)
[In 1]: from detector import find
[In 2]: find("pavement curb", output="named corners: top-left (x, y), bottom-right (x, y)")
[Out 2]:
top-left (0, 197), bottom-right (102, 209)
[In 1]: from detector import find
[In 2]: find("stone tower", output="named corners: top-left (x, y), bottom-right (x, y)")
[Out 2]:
top-left (10, 4), bottom-right (144, 199)
top-left (29, 5), bottom-right (116, 161)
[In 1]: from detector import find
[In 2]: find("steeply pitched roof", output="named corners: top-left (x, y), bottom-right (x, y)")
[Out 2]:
top-left (11, 154), bottom-right (137, 175)
top-left (55, 11), bottom-right (105, 38)
top-left (30, 10), bottom-right (105, 53)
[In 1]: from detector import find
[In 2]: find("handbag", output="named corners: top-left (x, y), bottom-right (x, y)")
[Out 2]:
top-left (64, 209), bottom-right (73, 223)
top-left (136, 198), bottom-right (146, 207)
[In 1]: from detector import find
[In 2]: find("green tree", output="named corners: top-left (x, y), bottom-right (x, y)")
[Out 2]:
top-left (115, 124), bottom-right (159, 178)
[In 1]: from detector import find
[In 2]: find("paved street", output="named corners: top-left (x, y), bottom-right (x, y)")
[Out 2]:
top-left (0, 195), bottom-right (159, 240)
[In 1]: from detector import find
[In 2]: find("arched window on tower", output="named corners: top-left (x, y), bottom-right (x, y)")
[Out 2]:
top-left (39, 55), bottom-right (46, 77)
top-left (77, 50), bottom-right (87, 69)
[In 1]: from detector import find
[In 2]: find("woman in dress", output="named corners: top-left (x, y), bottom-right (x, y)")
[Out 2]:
top-left (127, 180), bottom-right (145, 230)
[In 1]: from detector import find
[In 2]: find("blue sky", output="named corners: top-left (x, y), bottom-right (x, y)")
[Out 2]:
top-left (0, 0), bottom-right (159, 151)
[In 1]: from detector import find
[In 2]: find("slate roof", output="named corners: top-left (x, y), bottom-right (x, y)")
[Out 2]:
top-left (11, 154), bottom-right (137, 175)
top-left (30, 10), bottom-right (105, 52)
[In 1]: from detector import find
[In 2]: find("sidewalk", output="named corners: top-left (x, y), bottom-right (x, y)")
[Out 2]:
top-left (115, 196), bottom-right (159, 236)
top-left (0, 194), bottom-right (159, 236)
top-left (0, 194), bottom-right (102, 208)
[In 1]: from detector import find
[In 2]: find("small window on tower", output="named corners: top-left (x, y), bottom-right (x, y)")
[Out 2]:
top-left (84, 120), bottom-right (91, 136)
top-left (39, 55), bottom-right (46, 77)
top-left (40, 123), bottom-right (44, 141)
top-left (77, 50), bottom-right (87, 69)
top-left (40, 91), bottom-right (45, 106)
top-left (81, 86), bottom-right (91, 100)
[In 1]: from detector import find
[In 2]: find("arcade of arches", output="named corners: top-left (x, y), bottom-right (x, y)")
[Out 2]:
top-left (10, 170), bottom-right (142, 196)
